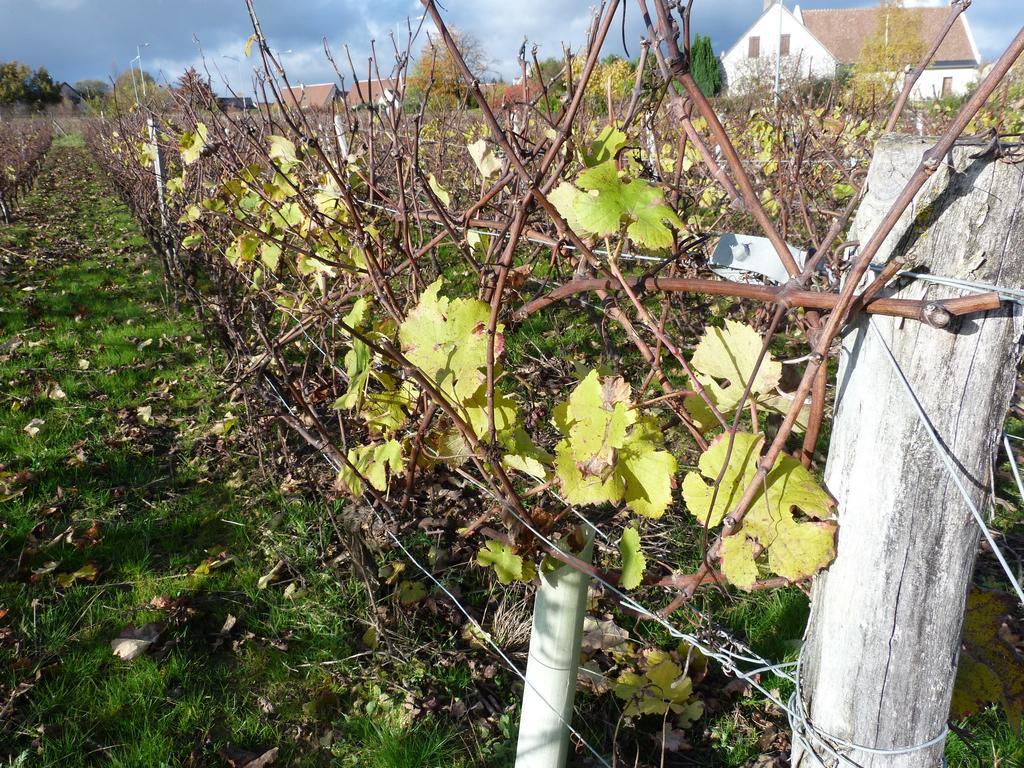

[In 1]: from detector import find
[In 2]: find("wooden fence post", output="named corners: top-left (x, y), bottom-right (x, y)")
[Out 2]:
top-left (791, 135), bottom-right (1024, 767)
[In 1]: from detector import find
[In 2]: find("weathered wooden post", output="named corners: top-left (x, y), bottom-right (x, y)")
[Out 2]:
top-left (792, 135), bottom-right (1024, 767)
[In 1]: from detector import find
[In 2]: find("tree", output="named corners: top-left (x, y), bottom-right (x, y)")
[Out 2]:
top-left (0, 61), bottom-right (60, 108)
top-left (24, 67), bottom-right (60, 106)
top-left (74, 79), bottom-right (110, 100)
top-left (176, 67), bottom-right (216, 111)
top-left (107, 69), bottom-right (170, 113)
top-left (853, 0), bottom-right (925, 103)
top-left (0, 61), bottom-right (31, 104)
top-left (407, 29), bottom-right (489, 110)
top-left (691, 35), bottom-right (722, 97)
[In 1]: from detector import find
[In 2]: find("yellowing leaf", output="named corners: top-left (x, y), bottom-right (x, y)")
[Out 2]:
top-left (952, 588), bottom-right (1024, 733)
top-left (178, 123), bottom-right (207, 165)
top-left (56, 561), bottom-right (98, 587)
top-left (467, 139), bottom-right (502, 179)
top-left (426, 173), bottom-right (451, 207)
top-left (336, 439), bottom-right (405, 496)
top-left (259, 242), bottom-right (281, 272)
top-left (553, 371), bottom-right (675, 518)
top-left (683, 321), bottom-right (783, 432)
top-left (682, 432), bottom-right (836, 587)
top-left (398, 279), bottom-right (510, 424)
top-left (476, 539), bottom-right (536, 584)
top-left (619, 527), bottom-right (646, 589)
top-left (614, 650), bottom-right (703, 722)
top-left (720, 534), bottom-right (758, 590)
top-left (268, 135), bottom-right (298, 169)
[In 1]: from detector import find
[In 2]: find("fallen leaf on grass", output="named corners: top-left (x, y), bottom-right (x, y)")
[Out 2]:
top-left (45, 383), bottom-right (66, 400)
top-left (220, 614), bottom-right (237, 635)
top-left (257, 560), bottom-right (285, 589)
top-left (0, 470), bottom-right (33, 502)
top-left (398, 580), bottom-right (428, 606)
top-left (77, 359), bottom-right (90, 370)
top-left (56, 562), bottom-right (98, 587)
top-left (66, 444), bottom-right (87, 467)
top-left (136, 405), bottom-right (153, 424)
top-left (193, 551), bottom-right (234, 575)
top-left (111, 622), bottom-right (161, 661)
top-left (581, 617), bottom-right (630, 653)
top-left (23, 419), bottom-right (44, 438)
top-left (219, 746), bottom-right (278, 767)
top-left (31, 561), bottom-right (59, 578)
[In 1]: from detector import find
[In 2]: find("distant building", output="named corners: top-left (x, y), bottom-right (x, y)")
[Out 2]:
top-left (279, 82), bottom-right (342, 110)
top-left (216, 96), bottom-right (255, 111)
top-left (58, 82), bottom-right (83, 110)
top-left (721, 1), bottom-right (981, 98)
top-left (344, 78), bottom-right (402, 109)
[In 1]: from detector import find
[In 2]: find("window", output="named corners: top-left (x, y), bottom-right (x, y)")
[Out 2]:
top-left (780, 34), bottom-right (791, 57)
top-left (941, 77), bottom-right (953, 98)
top-left (748, 36), bottom-right (760, 58)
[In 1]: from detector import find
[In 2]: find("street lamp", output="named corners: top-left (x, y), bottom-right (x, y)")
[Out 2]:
top-left (136, 43), bottom-right (150, 97)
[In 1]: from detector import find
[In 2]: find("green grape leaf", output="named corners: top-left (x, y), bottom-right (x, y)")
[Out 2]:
top-left (226, 234), bottom-right (259, 266)
top-left (463, 384), bottom-right (518, 440)
top-left (477, 540), bottom-right (536, 585)
top-left (361, 380), bottom-right (415, 435)
top-left (181, 232), bottom-right (203, 249)
top-left (618, 417), bottom-right (677, 519)
top-left (468, 139), bottom-right (502, 179)
top-left (427, 173), bottom-right (451, 207)
top-left (584, 124), bottom-right (627, 167)
top-left (166, 174), bottom-right (184, 196)
top-left (179, 204), bottom-right (202, 224)
top-left (268, 135), bottom-right (299, 170)
top-left (571, 160), bottom-right (685, 250)
top-left (682, 432), bottom-right (836, 587)
top-left (548, 182), bottom-right (590, 236)
top-left (270, 201), bottom-right (304, 229)
top-left (683, 320), bottom-right (783, 432)
top-left (619, 527), bottom-right (646, 589)
top-left (398, 580), bottom-right (428, 605)
top-left (501, 427), bottom-right (553, 481)
top-left (336, 439), bottom-right (405, 496)
top-left (554, 371), bottom-right (675, 517)
top-left (951, 588), bottom-right (1024, 734)
top-left (178, 122), bottom-right (207, 165)
top-left (259, 242), bottom-right (281, 272)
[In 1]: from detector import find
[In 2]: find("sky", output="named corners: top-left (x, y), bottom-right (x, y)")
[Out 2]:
top-left (0, 0), bottom-right (1020, 96)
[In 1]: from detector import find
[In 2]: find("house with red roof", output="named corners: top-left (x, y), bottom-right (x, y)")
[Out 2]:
top-left (721, 1), bottom-right (982, 98)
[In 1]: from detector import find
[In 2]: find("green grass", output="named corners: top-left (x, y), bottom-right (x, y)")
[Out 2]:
top-left (0, 138), bottom-right (488, 767)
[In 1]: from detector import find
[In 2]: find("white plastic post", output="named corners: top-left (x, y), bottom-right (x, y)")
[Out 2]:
top-left (147, 117), bottom-right (168, 236)
top-left (333, 114), bottom-right (349, 160)
top-left (514, 529), bottom-right (594, 768)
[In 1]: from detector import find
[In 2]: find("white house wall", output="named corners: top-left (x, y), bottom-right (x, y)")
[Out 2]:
top-left (909, 67), bottom-right (979, 99)
top-left (721, 3), bottom-right (835, 93)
